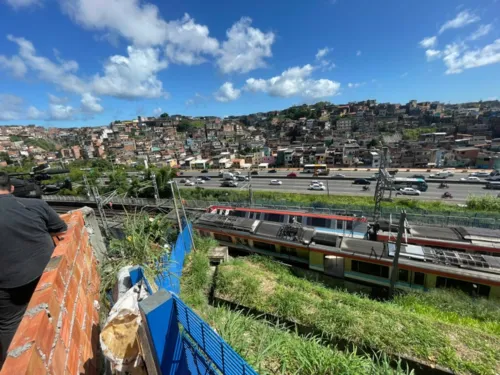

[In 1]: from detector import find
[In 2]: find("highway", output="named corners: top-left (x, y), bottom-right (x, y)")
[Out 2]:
top-left (176, 176), bottom-right (496, 203)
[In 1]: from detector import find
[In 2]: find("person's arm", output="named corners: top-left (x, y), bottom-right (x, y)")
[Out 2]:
top-left (42, 201), bottom-right (68, 233)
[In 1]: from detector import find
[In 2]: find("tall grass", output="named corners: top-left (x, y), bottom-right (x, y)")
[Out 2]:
top-left (466, 194), bottom-right (500, 212)
top-left (99, 212), bottom-right (175, 307)
top-left (393, 289), bottom-right (500, 336)
top-left (180, 242), bottom-right (414, 375)
top-left (214, 256), bottom-right (500, 375)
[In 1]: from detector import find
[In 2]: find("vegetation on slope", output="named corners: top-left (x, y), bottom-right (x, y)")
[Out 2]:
top-left (180, 239), bottom-right (413, 375)
top-left (214, 256), bottom-right (500, 375)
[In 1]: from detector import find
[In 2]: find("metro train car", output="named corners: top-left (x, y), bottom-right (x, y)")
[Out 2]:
top-left (375, 221), bottom-right (500, 256)
top-left (194, 213), bottom-right (500, 299)
top-left (207, 205), bottom-right (368, 238)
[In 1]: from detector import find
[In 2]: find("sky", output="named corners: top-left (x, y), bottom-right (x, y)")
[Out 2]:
top-left (0, 0), bottom-right (500, 127)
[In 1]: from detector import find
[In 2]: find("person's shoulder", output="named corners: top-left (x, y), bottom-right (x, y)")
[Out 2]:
top-left (15, 197), bottom-right (49, 208)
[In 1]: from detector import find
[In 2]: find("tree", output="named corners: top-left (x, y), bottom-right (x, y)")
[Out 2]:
top-left (368, 139), bottom-right (378, 148)
top-left (0, 152), bottom-right (12, 165)
top-left (160, 113), bottom-right (169, 118)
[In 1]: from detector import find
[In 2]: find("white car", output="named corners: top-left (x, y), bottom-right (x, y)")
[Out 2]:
top-left (184, 180), bottom-right (195, 186)
top-left (461, 176), bottom-right (480, 182)
top-left (429, 173), bottom-right (448, 179)
top-left (310, 180), bottom-right (324, 185)
top-left (195, 178), bottom-right (205, 184)
top-left (396, 187), bottom-right (421, 196)
top-left (309, 184), bottom-right (326, 191)
top-left (470, 172), bottom-right (490, 178)
top-left (270, 179), bottom-right (282, 185)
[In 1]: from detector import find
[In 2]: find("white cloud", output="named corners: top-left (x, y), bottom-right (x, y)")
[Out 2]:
top-left (0, 55), bottom-right (27, 78)
top-left (356, 50), bottom-right (362, 56)
top-left (487, 96), bottom-right (498, 101)
top-left (27, 106), bottom-right (44, 119)
top-left (425, 49), bottom-right (442, 61)
top-left (91, 46), bottom-right (168, 99)
top-left (419, 36), bottom-right (437, 49)
top-left (468, 24), bottom-right (493, 41)
top-left (81, 93), bottom-right (103, 113)
top-left (152, 107), bottom-right (162, 116)
top-left (60, 0), bottom-right (169, 47)
top-left (443, 39), bottom-right (500, 74)
top-left (217, 17), bottom-right (275, 74)
top-left (164, 14), bottom-right (219, 65)
top-left (439, 10), bottom-right (480, 34)
top-left (48, 93), bottom-right (69, 104)
top-left (245, 64), bottom-right (340, 99)
top-left (0, 94), bottom-right (44, 121)
top-left (316, 47), bottom-right (331, 60)
top-left (5, 35), bottom-right (87, 94)
top-left (214, 82), bottom-right (241, 102)
top-left (347, 82), bottom-right (365, 88)
top-left (49, 103), bottom-right (74, 120)
top-left (4, 0), bottom-right (42, 9)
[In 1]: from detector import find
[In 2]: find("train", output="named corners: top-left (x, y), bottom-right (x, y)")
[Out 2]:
top-left (207, 205), bottom-right (500, 256)
top-left (193, 212), bottom-right (500, 299)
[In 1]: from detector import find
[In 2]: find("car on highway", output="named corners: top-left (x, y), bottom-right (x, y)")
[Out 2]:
top-left (270, 179), bottom-right (282, 185)
top-left (180, 178), bottom-right (187, 183)
top-left (237, 176), bottom-right (249, 181)
top-left (195, 178), bottom-right (205, 184)
top-left (429, 173), bottom-right (448, 179)
top-left (396, 187), bottom-right (421, 196)
top-left (353, 178), bottom-right (371, 185)
top-left (251, 170), bottom-right (259, 175)
top-left (268, 169), bottom-right (277, 173)
top-left (470, 172), bottom-right (490, 178)
top-left (368, 173), bottom-right (379, 181)
top-left (411, 174), bottom-right (426, 180)
top-left (310, 180), bottom-right (324, 185)
top-left (184, 180), bottom-right (195, 186)
top-left (460, 176), bottom-right (481, 182)
top-left (198, 176), bottom-right (211, 181)
top-left (287, 172), bottom-right (297, 178)
top-left (221, 181), bottom-right (238, 187)
top-left (201, 169), bottom-right (209, 173)
top-left (333, 174), bottom-right (346, 178)
top-left (309, 183), bottom-right (326, 191)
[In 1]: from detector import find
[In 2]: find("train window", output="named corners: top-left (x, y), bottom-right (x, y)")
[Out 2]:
top-left (414, 272), bottom-right (425, 286)
top-left (337, 221), bottom-right (343, 230)
top-left (281, 246), bottom-right (298, 257)
top-left (398, 269), bottom-right (409, 283)
top-left (233, 211), bottom-right (246, 217)
top-left (213, 233), bottom-right (232, 243)
top-left (351, 260), bottom-right (389, 278)
top-left (346, 221), bottom-right (353, 230)
top-left (254, 241), bottom-right (276, 252)
top-left (436, 277), bottom-right (490, 297)
top-left (311, 217), bottom-right (330, 227)
top-left (267, 213), bottom-right (281, 222)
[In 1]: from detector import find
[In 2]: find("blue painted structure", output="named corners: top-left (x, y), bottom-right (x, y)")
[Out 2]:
top-left (133, 223), bottom-right (258, 375)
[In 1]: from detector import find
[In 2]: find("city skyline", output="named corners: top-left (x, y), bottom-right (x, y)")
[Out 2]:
top-left (1, 0), bottom-right (500, 127)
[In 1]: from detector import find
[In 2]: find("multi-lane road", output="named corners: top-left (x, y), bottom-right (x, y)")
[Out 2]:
top-left (175, 170), bottom-right (497, 203)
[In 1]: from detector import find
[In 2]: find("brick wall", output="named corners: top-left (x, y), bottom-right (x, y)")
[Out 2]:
top-left (0, 210), bottom-right (101, 375)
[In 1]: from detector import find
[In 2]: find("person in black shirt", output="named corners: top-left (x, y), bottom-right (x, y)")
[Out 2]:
top-left (0, 172), bottom-right (67, 368)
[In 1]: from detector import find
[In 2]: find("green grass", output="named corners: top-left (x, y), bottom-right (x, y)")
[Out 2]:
top-left (24, 138), bottom-right (58, 151)
top-left (180, 187), bottom-right (500, 214)
top-left (393, 289), bottom-right (500, 336)
top-left (214, 256), bottom-right (500, 375)
top-left (180, 242), bottom-right (414, 375)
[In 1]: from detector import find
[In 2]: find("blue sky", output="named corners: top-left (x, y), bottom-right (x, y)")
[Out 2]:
top-left (0, 0), bottom-right (499, 127)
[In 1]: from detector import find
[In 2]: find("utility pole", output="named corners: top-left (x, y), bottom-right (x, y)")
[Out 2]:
top-left (389, 210), bottom-right (407, 298)
top-left (326, 179), bottom-right (330, 196)
top-left (83, 175), bottom-right (92, 200)
top-left (151, 172), bottom-right (160, 206)
top-left (373, 147), bottom-right (391, 222)
top-left (248, 171), bottom-right (253, 205)
top-left (170, 182), bottom-right (182, 230)
top-left (174, 181), bottom-right (196, 251)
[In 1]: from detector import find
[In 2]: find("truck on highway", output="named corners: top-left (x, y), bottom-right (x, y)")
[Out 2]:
top-left (223, 172), bottom-right (235, 181)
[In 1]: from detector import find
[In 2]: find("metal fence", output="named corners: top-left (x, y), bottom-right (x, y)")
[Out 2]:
top-left (44, 195), bottom-right (500, 229)
top-left (175, 295), bottom-right (259, 375)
